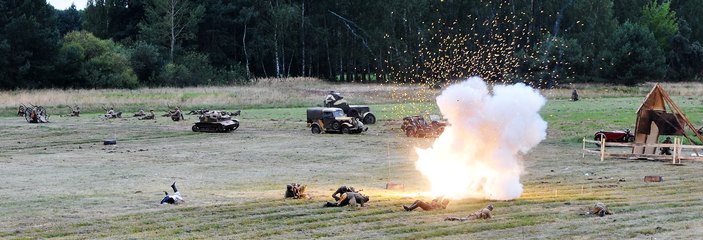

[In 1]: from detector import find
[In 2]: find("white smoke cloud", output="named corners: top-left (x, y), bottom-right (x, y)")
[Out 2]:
top-left (415, 77), bottom-right (547, 200)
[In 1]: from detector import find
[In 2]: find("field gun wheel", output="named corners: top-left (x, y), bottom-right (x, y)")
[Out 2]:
top-left (594, 133), bottom-right (606, 147)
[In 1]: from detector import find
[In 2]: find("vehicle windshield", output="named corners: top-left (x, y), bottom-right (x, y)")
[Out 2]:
top-left (333, 110), bottom-right (345, 118)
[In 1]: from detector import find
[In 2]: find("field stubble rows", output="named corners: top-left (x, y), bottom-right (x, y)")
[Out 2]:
top-left (2, 83), bottom-right (703, 238)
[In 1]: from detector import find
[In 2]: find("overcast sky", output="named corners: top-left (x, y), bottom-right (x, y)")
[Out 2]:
top-left (48, 0), bottom-right (87, 10)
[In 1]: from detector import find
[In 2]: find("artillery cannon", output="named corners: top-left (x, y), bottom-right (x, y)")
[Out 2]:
top-left (24, 104), bottom-right (49, 123)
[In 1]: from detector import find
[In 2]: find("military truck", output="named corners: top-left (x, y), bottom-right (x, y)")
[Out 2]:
top-left (324, 92), bottom-right (376, 124)
top-left (307, 107), bottom-right (367, 134)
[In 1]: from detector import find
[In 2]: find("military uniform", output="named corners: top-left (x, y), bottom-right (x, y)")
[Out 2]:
top-left (285, 183), bottom-right (309, 199)
top-left (445, 205), bottom-right (494, 221)
top-left (331, 186), bottom-right (357, 201)
top-left (587, 202), bottom-right (612, 217)
top-left (324, 192), bottom-right (369, 207)
top-left (403, 196), bottom-right (449, 211)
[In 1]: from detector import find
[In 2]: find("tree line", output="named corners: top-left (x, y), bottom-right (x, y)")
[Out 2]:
top-left (1, 0), bottom-right (702, 89)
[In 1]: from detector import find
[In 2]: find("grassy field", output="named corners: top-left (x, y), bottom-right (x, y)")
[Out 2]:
top-left (2, 80), bottom-right (703, 239)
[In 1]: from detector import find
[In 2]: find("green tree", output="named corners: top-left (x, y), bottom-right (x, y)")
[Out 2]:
top-left (640, 0), bottom-right (678, 50)
top-left (666, 20), bottom-right (703, 81)
top-left (129, 41), bottom-right (162, 85)
top-left (56, 4), bottom-right (82, 36)
top-left (57, 31), bottom-right (138, 88)
top-left (607, 22), bottom-right (666, 85)
top-left (139, 0), bottom-right (205, 62)
top-left (0, 0), bottom-right (59, 89)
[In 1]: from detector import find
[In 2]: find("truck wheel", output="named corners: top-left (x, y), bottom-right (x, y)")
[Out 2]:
top-left (406, 128), bottom-right (416, 137)
top-left (594, 133), bottom-right (606, 147)
top-left (363, 113), bottom-right (376, 124)
top-left (311, 125), bottom-right (321, 134)
top-left (342, 126), bottom-right (350, 134)
top-left (192, 125), bottom-right (199, 132)
top-left (331, 121), bottom-right (341, 130)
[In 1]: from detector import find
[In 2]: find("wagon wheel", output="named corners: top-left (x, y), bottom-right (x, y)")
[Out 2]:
top-left (594, 133), bottom-right (606, 147)
top-left (24, 110), bottom-right (31, 123)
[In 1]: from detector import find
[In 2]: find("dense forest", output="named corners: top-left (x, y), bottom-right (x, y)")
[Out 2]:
top-left (1, 0), bottom-right (702, 89)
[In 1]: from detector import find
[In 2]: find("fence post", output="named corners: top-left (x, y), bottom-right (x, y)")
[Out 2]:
top-left (600, 137), bottom-right (606, 162)
top-left (582, 138), bottom-right (586, 158)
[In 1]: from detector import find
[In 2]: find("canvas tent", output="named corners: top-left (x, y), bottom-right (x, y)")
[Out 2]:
top-left (632, 83), bottom-right (703, 154)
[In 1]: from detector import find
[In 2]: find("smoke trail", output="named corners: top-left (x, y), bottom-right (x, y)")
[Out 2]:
top-left (415, 77), bottom-right (547, 200)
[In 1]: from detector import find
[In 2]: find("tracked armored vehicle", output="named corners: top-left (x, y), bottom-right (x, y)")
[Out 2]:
top-left (192, 111), bottom-right (239, 133)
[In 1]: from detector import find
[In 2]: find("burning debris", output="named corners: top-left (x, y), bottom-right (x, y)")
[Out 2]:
top-left (415, 77), bottom-right (548, 200)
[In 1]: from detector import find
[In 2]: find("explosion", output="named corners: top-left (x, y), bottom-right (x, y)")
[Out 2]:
top-left (415, 77), bottom-right (547, 200)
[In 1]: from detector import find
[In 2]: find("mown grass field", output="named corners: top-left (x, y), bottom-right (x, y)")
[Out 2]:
top-left (1, 80), bottom-right (703, 239)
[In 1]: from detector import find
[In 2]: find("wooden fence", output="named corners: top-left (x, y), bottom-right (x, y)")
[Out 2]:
top-left (582, 137), bottom-right (703, 164)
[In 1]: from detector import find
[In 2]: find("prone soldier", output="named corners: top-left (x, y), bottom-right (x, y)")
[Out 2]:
top-left (445, 204), bottom-right (494, 221)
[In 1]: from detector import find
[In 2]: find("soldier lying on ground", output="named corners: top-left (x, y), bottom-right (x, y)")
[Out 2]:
top-left (585, 202), bottom-right (612, 217)
top-left (403, 196), bottom-right (449, 211)
top-left (445, 204), bottom-right (494, 221)
top-left (161, 182), bottom-right (184, 204)
top-left (69, 106), bottom-right (80, 117)
top-left (17, 105), bottom-right (25, 116)
top-left (139, 110), bottom-right (155, 120)
top-left (285, 183), bottom-right (310, 199)
top-left (134, 108), bottom-right (145, 117)
top-left (323, 192), bottom-right (369, 207)
top-left (331, 185), bottom-right (360, 201)
top-left (105, 107), bottom-right (122, 118)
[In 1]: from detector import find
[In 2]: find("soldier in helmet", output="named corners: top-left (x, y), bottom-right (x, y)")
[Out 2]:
top-left (445, 204), bottom-right (494, 221)
top-left (571, 89), bottom-right (579, 101)
top-left (323, 191), bottom-right (369, 207)
top-left (330, 185), bottom-right (359, 201)
top-left (285, 183), bottom-right (310, 199)
top-left (403, 196), bottom-right (450, 211)
top-left (660, 137), bottom-right (673, 155)
top-left (134, 108), bottom-right (145, 117)
top-left (140, 109), bottom-right (155, 120)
